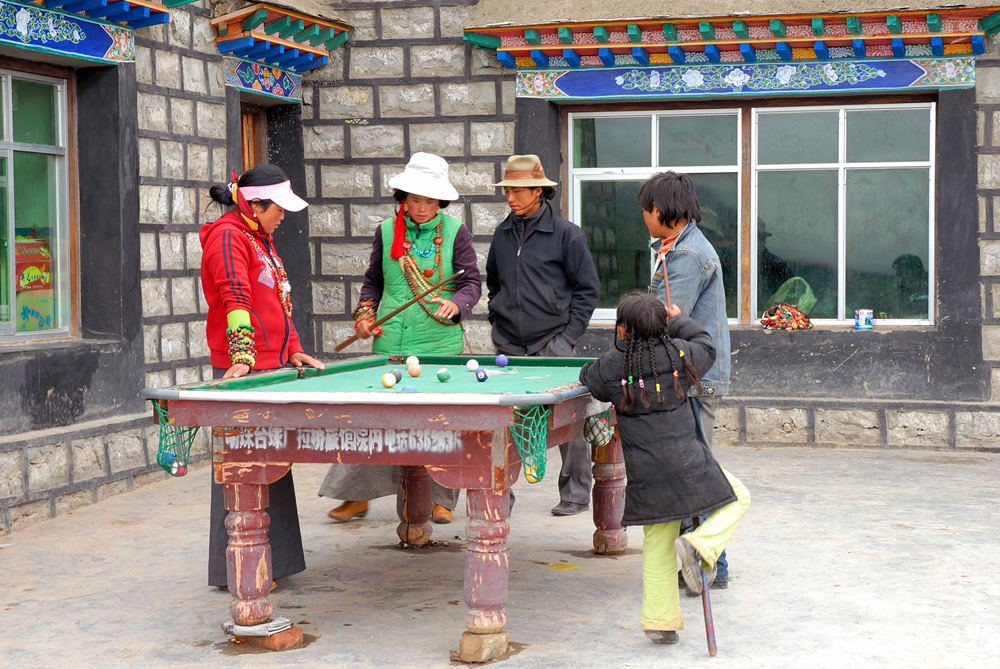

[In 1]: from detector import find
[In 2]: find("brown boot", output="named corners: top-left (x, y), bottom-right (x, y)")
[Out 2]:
top-left (432, 504), bottom-right (453, 524)
top-left (329, 500), bottom-right (368, 522)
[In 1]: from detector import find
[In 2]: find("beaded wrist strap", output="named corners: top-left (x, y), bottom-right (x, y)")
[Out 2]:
top-left (226, 324), bottom-right (255, 370)
top-left (353, 297), bottom-right (378, 325)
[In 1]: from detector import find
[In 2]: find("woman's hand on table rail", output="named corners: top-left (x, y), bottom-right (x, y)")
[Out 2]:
top-left (223, 363), bottom-right (251, 379)
top-left (289, 351), bottom-right (326, 370)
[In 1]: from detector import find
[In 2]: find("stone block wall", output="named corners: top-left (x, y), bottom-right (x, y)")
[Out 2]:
top-left (0, 417), bottom-right (209, 534)
top-left (301, 0), bottom-right (515, 356)
top-left (979, 35), bottom-right (1000, 401)
top-left (137, 1), bottom-right (230, 390)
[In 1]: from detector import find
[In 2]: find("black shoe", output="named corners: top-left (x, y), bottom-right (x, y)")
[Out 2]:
top-left (551, 501), bottom-right (588, 516)
top-left (645, 630), bottom-right (679, 644)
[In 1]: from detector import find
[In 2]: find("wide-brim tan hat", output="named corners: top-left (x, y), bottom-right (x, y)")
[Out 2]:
top-left (494, 154), bottom-right (557, 187)
top-left (389, 152), bottom-right (459, 201)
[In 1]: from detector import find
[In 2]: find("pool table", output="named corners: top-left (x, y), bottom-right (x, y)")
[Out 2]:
top-left (142, 354), bottom-right (627, 659)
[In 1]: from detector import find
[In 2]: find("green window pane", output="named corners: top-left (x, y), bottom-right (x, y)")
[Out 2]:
top-left (14, 151), bottom-right (57, 332)
top-left (846, 169), bottom-right (930, 320)
top-left (574, 117), bottom-right (651, 168)
top-left (688, 173), bottom-right (739, 318)
top-left (757, 111), bottom-right (838, 165)
top-left (578, 180), bottom-right (648, 308)
top-left (757, 170), bottom-right (839, 318)
top-left (13, 79), bottom-right (58, 147)
top-left (658, 114), bottom-right (738, 167)
top-left (846, 108), bottom-right (930, 163)
top-left (0, 159), bottom-right (7, 324)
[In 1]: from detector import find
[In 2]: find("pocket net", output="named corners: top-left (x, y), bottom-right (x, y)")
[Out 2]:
top-left (152, 401), bottom-right (198, 477)
top-left (508, 405), bottom-right (550, 483)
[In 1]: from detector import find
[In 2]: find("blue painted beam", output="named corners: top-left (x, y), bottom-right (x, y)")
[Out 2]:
top-left (217, 36), bottom-right (256, 54)
top-left (115, 6), bottom-right (150, 22)
top-left (87, 1), bottom-right (128, 18)
top-left (128, 12), bottom-right (169, 29)
top-left (814, 40), bottom-right (828, 59)
top-left (852, 39), bottom-right (866, 58)
top-left (739, 43), bottom-right (755, 62)
top-left (497, 51), bottom-right (516, 68)
top-left (293, 55), bottom-right (328, 73)
top-left (631, 47), bottom-right (649, 65)
top-left (529, 49), bottom-right (549, 67)
top-left (930, 36), bottom-right (943, 56)
top-left (240, 41), bottom-right (277, 60)
top-left (598, 48), bottom-right (614, 67)
top-left (284, 52), bottom-right (315, 70)
top-left (891, 37), bottom-right (904, 58)
top-left (973, 34), bottom-right (986, 54)
top-left (667, 45), bottom-right (685, 64)
top-left (269, 48), bottom-right (300, 66)
top-left (63, 0), bottom-right (107, 12)
top-left (562, 49), bottom-right (580, 67)
top-left (41, 0), bottom-right (79, 7)
top-left (776, 42), bottom-right (792, 61)
top-left (705, 44), bottom-right (720, 63)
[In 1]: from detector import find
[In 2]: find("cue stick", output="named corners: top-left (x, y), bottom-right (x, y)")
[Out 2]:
top-left (692, 515), bottom-right (718, 656)
top-left (333, 269), bottom-right (465, 352)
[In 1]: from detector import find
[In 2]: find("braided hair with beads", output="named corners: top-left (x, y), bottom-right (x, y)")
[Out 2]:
top-left (616, 292), bottom-right (703, 412)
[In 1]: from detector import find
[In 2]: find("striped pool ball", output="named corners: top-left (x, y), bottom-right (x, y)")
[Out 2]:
top-left (437, 368), bottom-right (452, 382)
top-left (475, 368), bottom-right (488, 382)
top-left (381, 372), bottom-right (397, 388)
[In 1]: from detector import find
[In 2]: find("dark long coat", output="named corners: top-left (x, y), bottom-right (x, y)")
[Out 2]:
top-left (579, 315), bottom-right (736, 526)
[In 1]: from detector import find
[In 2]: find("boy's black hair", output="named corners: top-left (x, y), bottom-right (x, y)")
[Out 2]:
top-left (637, 171), bottom-right (702, 226)
top-left (209, 163), bottom-right (288, 210)
top-left (393, 189), bottom-right (451, 209)
top-left (616, 291), bottom-right (703, 411)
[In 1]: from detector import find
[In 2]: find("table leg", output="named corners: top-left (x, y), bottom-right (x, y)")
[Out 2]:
top-left (396, 465), bottom-right (433, 546)
top-left (460, 487), bottom-right (510, 661)
top-left (592, 435), bottom-right (628, 555)
top-left (223, 481), bottom-right (273, 626)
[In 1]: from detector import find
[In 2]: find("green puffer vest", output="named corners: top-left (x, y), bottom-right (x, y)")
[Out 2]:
top-left (372, 212), bottom-right (465, 356)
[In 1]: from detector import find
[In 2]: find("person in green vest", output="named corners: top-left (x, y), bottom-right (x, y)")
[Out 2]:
top-left (319, 153), bottom-right (482, 524)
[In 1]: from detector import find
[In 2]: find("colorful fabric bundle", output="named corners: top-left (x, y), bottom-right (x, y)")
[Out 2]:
top-left (760, 302), bottom-right (813, 330)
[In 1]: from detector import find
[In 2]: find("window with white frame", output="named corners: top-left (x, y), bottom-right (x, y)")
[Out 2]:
top-left (0, 70), bottom-right (70, 338)
top-left (568, 101), bottom-right (934, 326)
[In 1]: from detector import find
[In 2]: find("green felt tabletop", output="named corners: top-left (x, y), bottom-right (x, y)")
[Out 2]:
top-left (195, 355), bottom-right (589, 396)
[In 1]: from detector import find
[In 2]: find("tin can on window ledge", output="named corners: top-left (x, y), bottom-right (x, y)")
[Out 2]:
top-left (854, 309), bottom-right (873, 330)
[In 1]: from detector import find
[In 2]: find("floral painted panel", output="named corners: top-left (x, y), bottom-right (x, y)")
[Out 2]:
top-left (224, 57), bottom-right (303, 103)
top-left (0, 1), bottom-right (133, 63)
top-left (515, 58), bottom-right (975, 100)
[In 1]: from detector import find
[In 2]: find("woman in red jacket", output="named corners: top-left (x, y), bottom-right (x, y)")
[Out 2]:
top-left (202, 164), bottom-right (324, 588)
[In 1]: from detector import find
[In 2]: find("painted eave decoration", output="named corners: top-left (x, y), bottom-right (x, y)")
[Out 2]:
top-left (464, 6), bottom-right (1000, 99)
top-left (0, 0), bottom-right (179, 64)
top-left (213, 2), bottom-right (351, 103)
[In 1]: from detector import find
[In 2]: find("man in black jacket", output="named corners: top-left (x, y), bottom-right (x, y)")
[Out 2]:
top-left (486, 155), bottom-right (600, 516)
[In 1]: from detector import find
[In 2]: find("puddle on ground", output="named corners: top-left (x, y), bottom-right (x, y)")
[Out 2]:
top-left (214, 632), bottom-right (319, 655)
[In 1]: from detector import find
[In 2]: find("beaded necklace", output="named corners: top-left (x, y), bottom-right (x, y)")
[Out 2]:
top-left (239, 228), bottom-right (293, 317)
top-left (398, 211), bottom-right (456, 326)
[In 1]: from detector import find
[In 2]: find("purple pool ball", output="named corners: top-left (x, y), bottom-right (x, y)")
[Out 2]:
top-left (475, 368), bottom-right (488, 382)
top-left (495, 354), bottom-right (508, 368)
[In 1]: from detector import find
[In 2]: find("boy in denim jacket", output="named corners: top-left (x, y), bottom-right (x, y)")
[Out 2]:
top-left (639, 171), bottom-right (732, 589)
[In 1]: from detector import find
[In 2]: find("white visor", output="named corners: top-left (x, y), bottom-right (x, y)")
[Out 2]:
top-left (240, 180), bottom-right (309, 212)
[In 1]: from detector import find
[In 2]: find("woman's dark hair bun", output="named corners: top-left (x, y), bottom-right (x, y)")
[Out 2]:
top-left (209, 184), bottom-right (235, 206)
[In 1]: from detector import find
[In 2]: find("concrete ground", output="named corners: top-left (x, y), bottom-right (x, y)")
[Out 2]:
top-left (2, 445), bottom-right (999, 668)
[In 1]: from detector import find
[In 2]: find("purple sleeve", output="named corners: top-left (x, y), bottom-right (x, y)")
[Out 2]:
top-left (449, 224), bottom-right (482, 323)
top-left (358, 232), bottom-right (384, 304)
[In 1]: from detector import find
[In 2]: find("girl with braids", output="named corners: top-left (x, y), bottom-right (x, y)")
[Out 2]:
top-left (579, 292), bottom-right (750, 646)
top-left (201, 164), bottom-right (324, 588)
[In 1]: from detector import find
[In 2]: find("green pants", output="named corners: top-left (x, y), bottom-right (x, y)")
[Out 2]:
top-left (641, 469), bottom-right (751, 631)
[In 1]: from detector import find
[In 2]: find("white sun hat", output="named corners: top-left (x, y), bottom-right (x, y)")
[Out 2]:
top-left (388, 152), bottom-right (460, 201)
